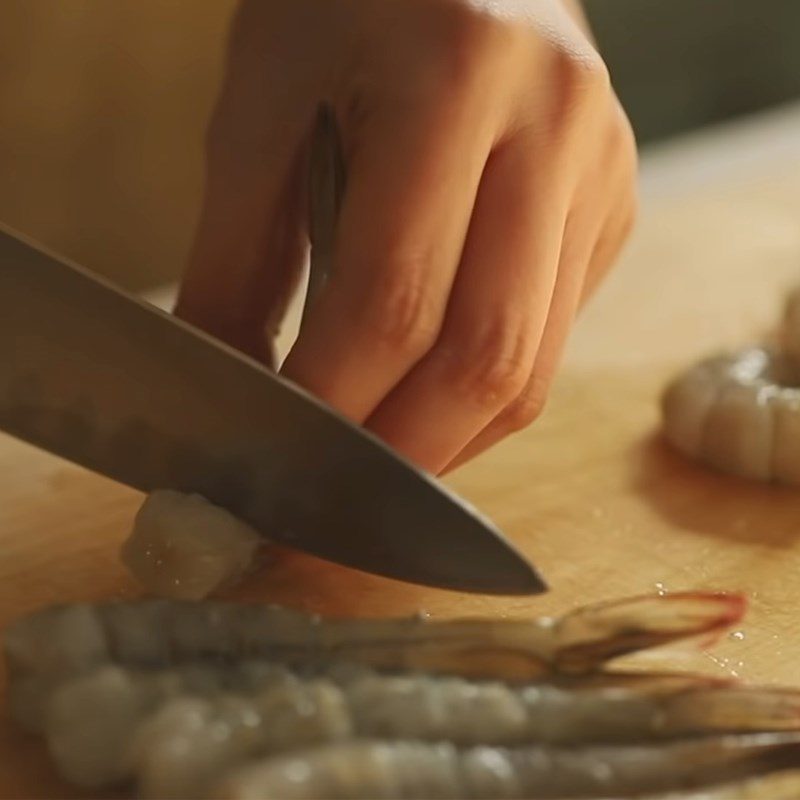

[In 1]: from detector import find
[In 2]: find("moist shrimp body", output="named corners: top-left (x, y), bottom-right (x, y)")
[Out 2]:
top-left (6, 592), bottom-right (742, 697)
top-left (661, 347), bottom-right (800, 484)
top-left (212, 734), bottom-right (800, 800)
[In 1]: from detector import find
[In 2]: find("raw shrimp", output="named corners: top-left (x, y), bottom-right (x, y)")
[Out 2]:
top-left (43, 662), bottom-right (296, 786)
top-left (43, 658), bottom-right (800, 795)
top-left (781, 286), bottom-right (800, 364)
top-left (662, 284), bottom-right (800, 485)
top-left (131, 679), bottom-right (352, 799)
top-left (4, 603), bottom-right (110, 731)
top-left (644, 768), bottom-right (800, 799)
top-left (8, 591), bottom-right (800, 800)
top-left (6, 591), bottom-right (743, 781)
top-left (661, 347), bottom-right (800, 483)
top-left (121, 490), bottom-right (264, 600)
top-left (771, 386), bottom-right (800, 485)
top-left (129, 674), bottom-right (800, 799)
top-left (5, 591), bottom-right (744, 698)
top-left (211, 733), bottom-right (800, 800)
top-left (660, 348), bottom-right (794, 482)
top-left (661, 355), bottom-right (742, 460)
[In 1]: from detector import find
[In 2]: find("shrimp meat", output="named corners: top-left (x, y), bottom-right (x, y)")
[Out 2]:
top-left (121, 490), bottom-right (264, 600)
top-left (212, 733), bottom-right (800, 800)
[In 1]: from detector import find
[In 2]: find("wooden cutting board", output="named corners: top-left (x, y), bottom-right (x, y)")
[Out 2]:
top-left (3, 105), bottom-right (800, 796)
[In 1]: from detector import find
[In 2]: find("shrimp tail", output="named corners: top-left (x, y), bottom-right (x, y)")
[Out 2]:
top-left (551, 591), bottom-right (747, 674)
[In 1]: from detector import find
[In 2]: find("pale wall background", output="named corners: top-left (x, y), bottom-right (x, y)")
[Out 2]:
top-left (0, 1), bottom-right (235, 290)
top-left (1, 1), bottom-right (799, 292)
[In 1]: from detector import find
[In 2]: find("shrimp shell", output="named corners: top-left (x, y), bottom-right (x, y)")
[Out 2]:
top-left (5, 591), bottom-right (744, 697)
top-left (211, 734), bottom-right (800, 800)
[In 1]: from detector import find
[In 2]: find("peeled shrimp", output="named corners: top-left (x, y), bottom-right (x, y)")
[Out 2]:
top-left (662, 285), bottom-right (800, 485)
top-left (771, 387), bottom-right (800, 485)
top-left (121, 490), bottom-right (264, 600)
top-left (661, 348), bottom-right (790, 481)
top-left (211, 733), bottom-right (800, 800)
top-left (661, 348), bottom-right (800, 483)
top-left (781, 286), bottom-right (800, 364)
top-left (661, 355), bottom-right (742, 459)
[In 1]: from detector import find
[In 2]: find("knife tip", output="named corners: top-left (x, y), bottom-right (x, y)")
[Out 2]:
top-left (428, 540), bottom-right (548, 597)
top-left (475, 561), bottom-right (549, 596)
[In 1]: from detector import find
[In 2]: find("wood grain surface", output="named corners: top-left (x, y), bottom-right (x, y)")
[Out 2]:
top-left (2, 106), bottom-right (800, 797)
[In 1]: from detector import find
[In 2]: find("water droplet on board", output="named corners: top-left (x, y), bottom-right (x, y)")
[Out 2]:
top-left (704, 651), bottom-right (740, 679)
top-left (654, 582), bottom-right (667, 596)
top-left (729, 630), bottom-right (746, 641)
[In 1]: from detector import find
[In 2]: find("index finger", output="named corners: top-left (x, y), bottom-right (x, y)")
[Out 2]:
top-left (281, 101), bottom-right (492, 423)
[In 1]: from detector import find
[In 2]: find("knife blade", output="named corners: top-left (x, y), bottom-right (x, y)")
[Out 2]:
top-left (0, 223), bottom-right (545, 594)
top-left (0, 141), bottom-right (546, 597)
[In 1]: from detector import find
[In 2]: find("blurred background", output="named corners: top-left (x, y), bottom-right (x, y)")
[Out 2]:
top-left (1, 0), bottom-right (799, 292)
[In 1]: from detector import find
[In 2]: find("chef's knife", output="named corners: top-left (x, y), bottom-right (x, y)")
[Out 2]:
top-left (0, 223), bottom-right (545, 594)
top-left (0, 119), bottom-right (545, 596)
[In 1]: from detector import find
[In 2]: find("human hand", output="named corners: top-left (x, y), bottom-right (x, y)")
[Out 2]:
top-left (176, 0), bottom-right (637, 474)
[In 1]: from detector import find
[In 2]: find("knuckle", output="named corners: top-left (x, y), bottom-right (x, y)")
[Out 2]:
top-left (434, 6), bottom-right (509, 91)
top-left (573, 53), bottom-right (611, 94)
top-left (558, 51), bottom-right (611, 114)
top-left (539, 52), bottom-right (612, 140)
top-left (358, 254), bottom-right (441, 356)
top-left (439, 320), bottom-right (532, 408)
top-left (503, 385), bottom-right (548, 432)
